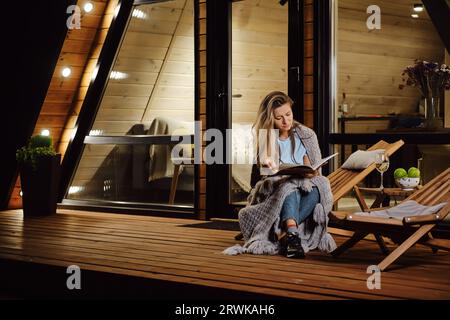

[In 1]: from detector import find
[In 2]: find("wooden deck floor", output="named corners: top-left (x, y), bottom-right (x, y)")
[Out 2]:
top-left (0, 209), bottom-right (449, 300)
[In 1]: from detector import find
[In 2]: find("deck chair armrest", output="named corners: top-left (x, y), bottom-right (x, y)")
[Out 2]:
top-left (403, 213), bottom-right (443, 226)
top-left (364, 206), bottom-right (391, 212)
top-left (356, 187), bottom-right (384, 194)
top-left (329, 211), bottom-right (349, 221)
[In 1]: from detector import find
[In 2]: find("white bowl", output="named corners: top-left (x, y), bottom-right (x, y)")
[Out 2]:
top-left (395, 177), bottom-right (420, 190)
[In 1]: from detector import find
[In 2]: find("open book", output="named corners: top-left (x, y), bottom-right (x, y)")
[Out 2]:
top-left (260, 153), bottom-right (338, 176)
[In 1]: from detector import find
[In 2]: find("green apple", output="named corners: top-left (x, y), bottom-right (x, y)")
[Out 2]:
top-left (394, 168), bottom-right (408, 179)
top-left (408, 167), bottom-right (420, 178)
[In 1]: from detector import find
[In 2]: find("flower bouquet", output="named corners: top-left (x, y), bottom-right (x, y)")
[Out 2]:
top-left (399, 60), bottom-right (450, 128)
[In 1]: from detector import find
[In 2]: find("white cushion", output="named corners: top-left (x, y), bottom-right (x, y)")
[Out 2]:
top-left (341, 149), bottom-right (385, 170)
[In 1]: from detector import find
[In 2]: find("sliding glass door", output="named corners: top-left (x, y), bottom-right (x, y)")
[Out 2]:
top-left (206, 0), bottom-right (304, 217)
top-left (330, 0), bottom-right (449, 186)
top-left (229, 0), bottom-right (290, 205)
top-left (63, 0), bottom-right (196, 212)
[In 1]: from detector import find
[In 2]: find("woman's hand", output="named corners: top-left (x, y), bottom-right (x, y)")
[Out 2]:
top-left (261, 158), bottom-right (278, 173)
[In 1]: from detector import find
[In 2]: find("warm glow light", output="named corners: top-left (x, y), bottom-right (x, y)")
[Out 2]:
top-left (41, 129), bottom-right (50, 136)
top-left (132, 8), bottom-right (147, 19)
top-left (62, 67), bottom-right (72, 78)
top-left (68, 186), bottom-right (84, 194)
top-left (411, 13), bottom-right (419, 18)
top-left (114, 4), bottom-right (121, 18)
top-left (110, 71), bottom-right (128, 80)
top-left (89, 129), bottom-right (103, 136)
top-left (91, 65), bottom-right (99, 82)
top-left (19, 190), bottom-right (23, 197)
top-left (83, 2), bottom-right (94, 13)
top-left (413, 4), bottom-right (424, 12)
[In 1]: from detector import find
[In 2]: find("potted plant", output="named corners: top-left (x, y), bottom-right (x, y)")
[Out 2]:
top-left (16, 134), bottom-right (61, 217)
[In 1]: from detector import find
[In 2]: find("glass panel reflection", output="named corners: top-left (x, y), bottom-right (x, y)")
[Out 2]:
top-left (68, 139), bottom-right (194, 205)
top-left (66, 0), bottom-right (194, 207)
top-left (230, 0), bottom-right (288, 204)
top-left (334, 0), bottom-right (447, 134)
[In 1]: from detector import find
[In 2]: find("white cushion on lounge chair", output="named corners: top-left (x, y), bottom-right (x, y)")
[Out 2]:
top-left (355, 200), bottom-right (448, 220)
top-left (341, 149), bottom-right (385, 170)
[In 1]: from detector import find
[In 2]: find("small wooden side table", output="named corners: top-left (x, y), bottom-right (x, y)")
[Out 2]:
top-left (354, 186), bottom-right (421, 211)
top-left (354, 186), bottom-right (422, 255)
top-left (351, 186), bottom-right (421, 255)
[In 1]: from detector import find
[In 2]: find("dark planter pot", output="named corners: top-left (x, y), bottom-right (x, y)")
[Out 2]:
top-left (20, 154), bottom-right (61, 217)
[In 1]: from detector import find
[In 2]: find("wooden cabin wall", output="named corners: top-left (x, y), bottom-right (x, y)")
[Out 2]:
top-left (8, 0), bottom-right (115, 209)
top-left (337, 0), bottom-right (445, 133)
top-left (71, 0), bottom-right (195, 189)
top-left (304, 0), bottom-right (314, 128)
top-left (198, 0), bottom-right (206, 219)
top-left (58, 0), bottom-right (118, 156)
top-left (445, 50), bottom-right (450, 128)
top-left (231, 0), bottom-right (288, 125)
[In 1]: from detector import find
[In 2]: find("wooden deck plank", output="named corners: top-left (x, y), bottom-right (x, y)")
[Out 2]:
top-left (2, 213), bottom-right (450, 268)
top-left (1, 233), bottom-right (448, 299)
top-left (0, 252), bottom-right (332, 300)
top-left (3, 225), bottom-right (448, 298)
top-left (3, 216), bottom-right (448, 278)
top-left (1, 212), bottom-right (448, 282)
top-left (0, 244), bottom-right (384, 300)
top-left (0, 209), bottom-right (449, 299)
top-left (0, 215), bottom-right (450, 282)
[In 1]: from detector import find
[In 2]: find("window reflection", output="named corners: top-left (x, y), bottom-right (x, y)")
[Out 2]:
top-left (332, 0), bottom-right (450, 191)
top-left (67, 0), bottom-right (195, 207)
top-left (230, 0), bottom-right (289, 204)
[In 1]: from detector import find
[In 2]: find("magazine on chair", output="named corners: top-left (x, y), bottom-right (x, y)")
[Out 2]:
top-left (260, 153), bottom-right (338, 176)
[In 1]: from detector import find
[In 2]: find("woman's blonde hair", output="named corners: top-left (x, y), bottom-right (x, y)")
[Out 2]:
top-left (252, 91), bottom-right (302, 165)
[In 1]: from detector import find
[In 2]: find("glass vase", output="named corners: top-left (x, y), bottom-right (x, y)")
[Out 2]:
top-left (424, 95), bottom-right (442, 129)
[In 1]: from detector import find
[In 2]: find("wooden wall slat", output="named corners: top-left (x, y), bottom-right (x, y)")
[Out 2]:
top-left (304, 1), bottom-right (314, 128)
top-left (337, 0), bottom-right (445, 128)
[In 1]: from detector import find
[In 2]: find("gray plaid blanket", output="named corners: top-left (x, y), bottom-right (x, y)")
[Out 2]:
top-left (223, 125), bottom-right (336, 255)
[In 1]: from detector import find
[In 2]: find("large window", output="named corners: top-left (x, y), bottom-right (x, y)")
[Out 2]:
top-left (329, 0), bottom-right (450, 214)
top-left (65, 0), bottom-right (195, 209)
top-left (329, 0), bottom-right (450, 210)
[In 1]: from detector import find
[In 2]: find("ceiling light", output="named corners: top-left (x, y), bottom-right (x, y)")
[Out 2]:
top-left (110, 71), bottom-right (128, 80)
top-left (114, 4), bottom-right (121, 18)
top-left (89, 129), bottom-right (103, 136)
top-left (413, 4), bottom-right (424, 12)
top-left (411, 13), bottom-right (419, 18)
top-left (83, 2), bottom-right (94, 13)
top-left (132, 8), bottom-right (147, 19)
top-left (41, 129), bottom-right (50, 136)
top-left (62, 67), bottom-right (72, 78)
top-left (68, 186), bottom-right (84, 195)
top-left (91, 65), bottom-right (99, 82)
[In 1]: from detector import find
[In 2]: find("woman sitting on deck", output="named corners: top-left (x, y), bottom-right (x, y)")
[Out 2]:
top-left (224, 91), bottom-right (336, 258)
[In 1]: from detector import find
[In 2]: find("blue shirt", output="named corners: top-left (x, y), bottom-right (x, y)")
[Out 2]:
top-left (277, 134), bottom-right (306, 165)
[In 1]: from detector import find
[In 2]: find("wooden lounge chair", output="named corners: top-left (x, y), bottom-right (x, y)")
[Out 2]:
top-left (329, 139), bottom-right (404, 208)
top-left (330, 167), bottom-right (450, 271)
top-left (234, 139), bottom-right (405, 240)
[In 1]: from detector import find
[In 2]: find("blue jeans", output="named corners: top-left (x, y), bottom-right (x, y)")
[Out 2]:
top-left (280, 187), bottom-right (320, 226)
